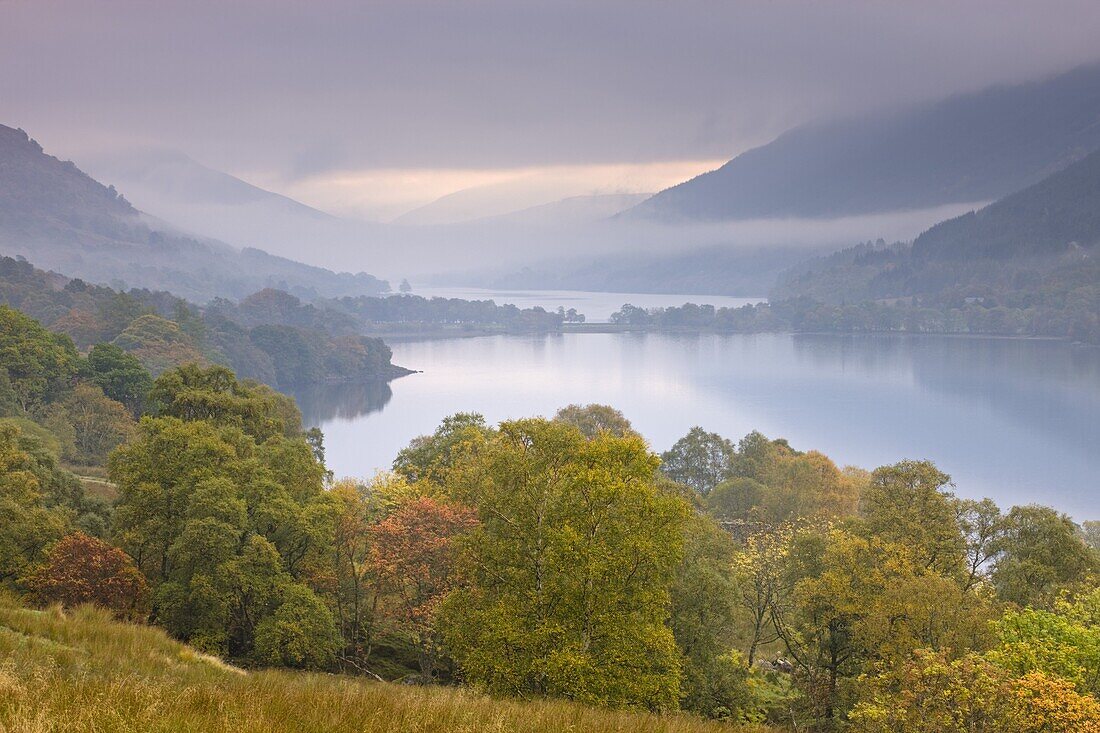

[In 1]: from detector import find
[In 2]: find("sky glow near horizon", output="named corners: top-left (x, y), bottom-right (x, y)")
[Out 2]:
top-left (4, 0), bottom-right (1100, 219)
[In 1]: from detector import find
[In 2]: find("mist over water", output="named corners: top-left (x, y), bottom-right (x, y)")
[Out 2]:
top-left (297, 330), bottom-right (1100, 519)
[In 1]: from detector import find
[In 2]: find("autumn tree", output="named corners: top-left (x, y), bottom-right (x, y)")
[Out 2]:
top-left (1082, 520), bottom-right (1100, 551)
top-left (731, 522), bottom-right (799, 666)
top-left (706, 476), bottom-right (767, 526)
top-left (440, 418), bottom-right (688, 711)
top-left (988, 594), bottom-right (1100, 697)
top-left (369, 496), bottom-right (477, 678)
top-left (26, 532), bottom-right (149, 620)
top-left (328, 477), bottom-right (382, 666)
top-left (754, 450), bottom-right (863, 522)
top-left (254, 584), bottom-right (342, 670)
top-left (957, 497), bottom-right (1005, 591)
top-left (148, 363), bottom-right (302, 441)
top-left (849, 650), bottom-right (1100, 733)
top-left (671, 513), bottom-right (769, 719)
top-left (772, 527), bottom-right (993, 726)
top-left (111, 314), bottom-right (206, 376)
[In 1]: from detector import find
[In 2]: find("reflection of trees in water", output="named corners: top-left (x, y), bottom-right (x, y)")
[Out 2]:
top-left (289, 380), bottom-right (394, 427)
top-left (790, 333), bottom-right (1100, 457)
top-left (791, 333), bottom-right (1100, 389)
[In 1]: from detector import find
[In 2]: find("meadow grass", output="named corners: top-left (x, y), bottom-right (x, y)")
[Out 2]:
top-left (0, 597), bottom-right (772, 733)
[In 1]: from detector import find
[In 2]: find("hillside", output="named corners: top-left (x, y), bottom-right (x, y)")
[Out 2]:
top-left (761, 148), bottom-right (1100, 343)
top-left (475, 193), bottom-right (651, 226)
top-left (912, 146), bottom-right (1100, 261)
top-left (776, 147), bottom-right (1100, 300)
top-left (0, 125), bottom-right (388, 302)
top-left (630, 63), bottom-right (1100, 222)
top-left (0, 597), bottom-right (757, 733)
top-left (81, 149), bottom-right (390, 273)
top-left (0, 255), bottom-right (409, 388)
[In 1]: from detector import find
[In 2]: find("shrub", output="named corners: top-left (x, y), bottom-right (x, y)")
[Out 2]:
top-left (26, 532), bottom-right (149, 620)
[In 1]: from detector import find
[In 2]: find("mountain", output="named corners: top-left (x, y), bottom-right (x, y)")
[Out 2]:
top-left (630, 63), bottom-right (1100, 222)
top-left (391, 179), bottom-right (586, 226)
top-left (912, 146), bottom-right (1100, 261)
top-left (474, 193), bottom-right (650, 226)
top-left (0, 125), bottom-right (388, 302)
top-left (80, 149), bottom-right (388, 273)
top-left (769, 148), bottom-right (1100, 342)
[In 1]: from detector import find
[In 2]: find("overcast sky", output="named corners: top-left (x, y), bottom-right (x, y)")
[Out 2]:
top-left (4, 0), bottom-right (1100, 219)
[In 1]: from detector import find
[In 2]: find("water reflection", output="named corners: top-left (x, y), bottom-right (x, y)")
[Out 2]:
top-left (290, 380), bottom-right (395, 425)
top-left (307, 332), bottom-right (1100, 518)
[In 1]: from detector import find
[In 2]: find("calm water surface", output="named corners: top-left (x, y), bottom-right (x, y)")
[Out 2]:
top-left (294, 332), bottom-right (1100, 519)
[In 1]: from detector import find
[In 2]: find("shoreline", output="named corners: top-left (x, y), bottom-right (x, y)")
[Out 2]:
top-left (372, 324), bottom-right (1095, 347)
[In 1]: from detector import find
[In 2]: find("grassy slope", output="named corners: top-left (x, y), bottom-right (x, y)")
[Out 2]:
top-left (0, 597), bottom-right (770, 733)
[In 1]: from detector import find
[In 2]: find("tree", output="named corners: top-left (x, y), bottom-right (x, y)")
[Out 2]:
top-left (989, 603), bottom-right (1100, 698)
top-left (328, 478), bottom-right (383, 667)
top-left (850, 650), bottom-right (1100, 733)
top-left (859, 460), bottom-right (965, 576)
top-left (254, 584), bottom-right (342, 670)
top-left (148, 363), bottom-right (302, 441)
top-left (957, 497), bottom-right (1005, 591)
top-left (0, 306), bottom-right (79, 412)
top-left (83, 342), bottom-right (153, 414)
top-left (0, 421), bottom-right (71, 585)
top-left (369, 496), bottom-right (477, 678)
top-left (993, 505), bottom-right (1095, 608)
top-left (43, 382), bottom-right (135, 465)
top-left (1082, 520), bottom-right (1100, 551)
top-left (392, 412), bottom-right (489, 483)
top-left (755, 451), bottom-right (863, 522)
top-left (109, 408), bottom-right (332, 658)
top-left (26, 532), bottom-right (149, 620)
top-left (439, 418), bottom-right (688, 711)
top-left (772, 527), bottom-right (992, 726)
top-left (731, 523), bottom-right (798, 666)
top-left (672, 513), bottom-right (766, 719)
top-left (0, 367), bottom-right (19, 417)
top-left (554, 403), bottom-right (636, 439)
top-left (111, 314), bottom-right (206, 376)
top-left (660, 427), bottom-right (736, 495)
top-left (707, 477), bottom-right (767, 525)
top-left (399, 279), bottom-right (412, 294)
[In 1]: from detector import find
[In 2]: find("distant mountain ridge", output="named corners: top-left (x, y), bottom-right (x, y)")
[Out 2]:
top-left (631, 63), bottom-right (1100, 222)
top-left (79, 149), bottom-right (390, 273)
top-left (0, 125), bottom-right (388, 302)
top-left (772, 146), bottom-right (1100, 323)
top-left (912, 146), bottom-right (1100, 261)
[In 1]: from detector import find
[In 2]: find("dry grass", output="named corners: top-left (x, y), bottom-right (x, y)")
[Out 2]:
top-left (0, 596), bottom-right (772, 733)
top-left (72, 473), bottom-right (119, 502)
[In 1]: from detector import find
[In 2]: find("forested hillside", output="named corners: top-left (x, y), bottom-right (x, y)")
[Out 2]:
top-left (0, 256), bottom-right (407, 387)
top-left (912, 145), bottom-right (1100, 261)
top-left (630, 63), bottom-right (1100, 221)
top-left (0, 124), bottom-right (388, 302)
